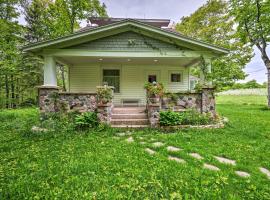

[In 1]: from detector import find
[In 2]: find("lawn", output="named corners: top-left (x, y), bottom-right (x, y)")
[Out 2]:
top-left (0, 95), bottom-right (270, 199)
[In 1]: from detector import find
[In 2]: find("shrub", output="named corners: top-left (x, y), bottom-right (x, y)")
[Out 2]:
top-left (74, 112), bottom-right (99, 130)
top-left (159, 111), bottom-right (183, 126)
top-left (159, 110), bottom-right (213, 126)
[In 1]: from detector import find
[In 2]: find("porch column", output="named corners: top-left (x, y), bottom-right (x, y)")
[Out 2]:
top-left (43, 56), bottom-right (57, 86)
top-left (200, 58), bottom-right (212, 85)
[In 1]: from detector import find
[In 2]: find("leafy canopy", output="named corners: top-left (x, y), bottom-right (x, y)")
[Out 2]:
top-left (176, 0), bottom-right (253, 89)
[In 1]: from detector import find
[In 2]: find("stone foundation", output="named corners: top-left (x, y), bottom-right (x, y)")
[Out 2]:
top-left (147, 87), bottom-right (216, 127)
top-left (59, 92), bottom-right (97, 113)
top-left (38, 86), bottom-right (97, 113)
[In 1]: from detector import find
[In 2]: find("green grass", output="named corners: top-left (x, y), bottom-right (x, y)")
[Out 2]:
top-left (1, 96), bottom-right (270, 199)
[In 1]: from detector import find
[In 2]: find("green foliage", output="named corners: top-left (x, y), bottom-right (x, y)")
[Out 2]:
top-left (176, 0), bottom-right (253, 89)
top-left (97, 86), bottom-right (113, 104)
top-left (1, 97), bottom-right (270, 198)
top-left (144, 82), bottom-right (164, 97)
top-left (74, 112), bottom-right (99, 130)
top-left (231, 80), bottom-right (266, 89)
top-left (159, 110), bottom-right (213, 126)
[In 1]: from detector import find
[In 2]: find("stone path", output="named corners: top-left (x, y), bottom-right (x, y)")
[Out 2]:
top-left (167, 146), bottom-right (182, 152)
top-left (145, 148), bottom-right (156, 155)
top-left (120, 136), bottom-right (270, 180)
top-left (235, 171), bottom-right (250, 178)
top-left (168, 156), bottom-right (186, 163)
top-left (214, 156), bottom-right (236, 166)
top-left (152, 142), bottom-right (164, 148)
top-left (189, 153), bottom-right (203, 160)
top-left (203, 163), bottom-right (220, 171)
top-left (259, 167), bottom-right (270, 179)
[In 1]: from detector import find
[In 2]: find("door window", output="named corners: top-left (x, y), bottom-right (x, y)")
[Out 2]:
top-left (103, 69), bottom-right (120, 93)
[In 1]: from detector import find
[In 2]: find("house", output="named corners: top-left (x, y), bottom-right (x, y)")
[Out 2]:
top-left (23, 18), bottom-right (228, 127)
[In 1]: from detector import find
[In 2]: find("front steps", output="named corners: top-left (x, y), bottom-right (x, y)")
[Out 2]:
top-left (111, 107), bottom-right (149, 128)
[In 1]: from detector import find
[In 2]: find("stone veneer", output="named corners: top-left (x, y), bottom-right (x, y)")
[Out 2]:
top-left (38, 86), bottom-right (97, 113)
top-left (38, 86), bottom-right (113, 123)
top-left (147, 87), bottom-right (216, 127)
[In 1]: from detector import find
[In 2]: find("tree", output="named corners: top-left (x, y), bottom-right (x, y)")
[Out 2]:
top-left (176, 0), bottom-right (253, 89)
top-left (0, 0), bottom-right (23, 108)
top-left (22, 0), bottom-right (107, 92)
top-left (230, 0), bottom-right (270, 107)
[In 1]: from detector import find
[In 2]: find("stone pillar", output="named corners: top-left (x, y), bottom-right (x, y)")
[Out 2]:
top-left (201, 87), bottom-right (216, 116)
top-left (43, 56), bottom-right (57, 86)
top-left (147, 102), bottom-right (161, 128)
top-left (38, 86), bottom-right (60, 113)
top-left (97, 103), bottom-right (112, 124)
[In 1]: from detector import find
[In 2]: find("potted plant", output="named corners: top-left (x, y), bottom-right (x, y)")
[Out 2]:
top-left (144, 82), bottom-right (164, 104)
top-left (97, 85), bottom-right (113, 105)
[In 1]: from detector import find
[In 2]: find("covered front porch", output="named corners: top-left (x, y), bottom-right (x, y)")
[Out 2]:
top-left (41, 50), bottom-right (211, 106)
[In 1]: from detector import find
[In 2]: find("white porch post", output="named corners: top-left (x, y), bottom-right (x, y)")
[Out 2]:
top-left (43, 56), bottom-right (57, 86)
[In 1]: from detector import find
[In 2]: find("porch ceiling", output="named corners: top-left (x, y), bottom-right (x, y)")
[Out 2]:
top-left (56, 56), bottom-right (200, 66)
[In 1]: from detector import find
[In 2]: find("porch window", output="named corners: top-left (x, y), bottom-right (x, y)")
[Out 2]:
top-left (170, 73), bottom-right (181, 83)
top-left (148, 75), bottom-right (157, 83)
top-left (103, 69), bottom-right (120, 93)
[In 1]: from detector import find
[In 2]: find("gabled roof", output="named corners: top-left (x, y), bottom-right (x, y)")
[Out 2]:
top-left (23, 18), bottom-right (229, 55)
top-left (88, 17), bottom-right (171, 28)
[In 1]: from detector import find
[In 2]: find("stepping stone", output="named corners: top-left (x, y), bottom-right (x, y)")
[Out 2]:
top-left (168, 156), bottom-right (186, 164)
top-left (235, 171), bottom-right (250, 178)
top-left (259, 167), bottom-right (270, 179)
top-left (214, 156), bottom-right (236, 165)
top-left (126, 137), bottom-right (134, 143)
top-left (152, 142), bottom-right (164, 148)
top-left (189, 153), bottom-right (203, 160)
top-left (145, 148), bottom-right (156, 155)
top-left (116, 132), bottom-right (126, 137)
top-left (167, 146), bottom-right (182, 152)
top-left (203, 163), bottom-right (220, 171)
top-left (140, 141), bottom-right (146, 145)
top-left (116, 131), bottom-right (133, 137)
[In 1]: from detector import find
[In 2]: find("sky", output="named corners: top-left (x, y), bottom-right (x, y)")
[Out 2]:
top-left (100, 0), bottom-right (267, 83)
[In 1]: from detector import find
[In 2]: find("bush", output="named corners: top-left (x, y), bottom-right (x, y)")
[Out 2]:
top-left (159, 110), bottom-right (213, 126)
top-left (19, 98), bottom-right (37, 107)
top-left (74, 112), bottom-right (99, 130)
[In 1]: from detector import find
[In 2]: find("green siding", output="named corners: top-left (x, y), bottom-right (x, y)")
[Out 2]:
top-left (66, 32), bottom-right (189, 52)
top-left (69, 64), bottom-right (189, 105)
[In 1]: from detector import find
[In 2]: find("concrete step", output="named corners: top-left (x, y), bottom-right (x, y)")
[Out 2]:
top-left (112, 107), bottom-right (146, 114)
top-left (111, 119), bottom-right (149, 126)
top-left (111, 125), bottom-right (149, 128)
top-left (111, 113), bottom-right (147, 119)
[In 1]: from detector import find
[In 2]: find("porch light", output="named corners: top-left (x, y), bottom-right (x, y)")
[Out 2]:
top-left (154, 59), bottom-right (158, 62)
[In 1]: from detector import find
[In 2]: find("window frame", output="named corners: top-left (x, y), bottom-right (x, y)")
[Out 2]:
top-left (168, 70), bottom-right (183, 84)
top-left (102, 69), bottom-right (121, 93)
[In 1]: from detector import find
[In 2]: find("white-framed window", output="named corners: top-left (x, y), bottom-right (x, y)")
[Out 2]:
top-left (103, 69), bottom-right (120, 93)
top-left (169, 71), bottom-right (182, 83)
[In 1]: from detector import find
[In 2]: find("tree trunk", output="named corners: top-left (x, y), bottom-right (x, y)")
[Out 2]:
top-left (5, 75), bottom-right (9, 108)
top-left (11, 75), bottom-right (15, 108)
top-left (267, 66), bottom-right (270, 108)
